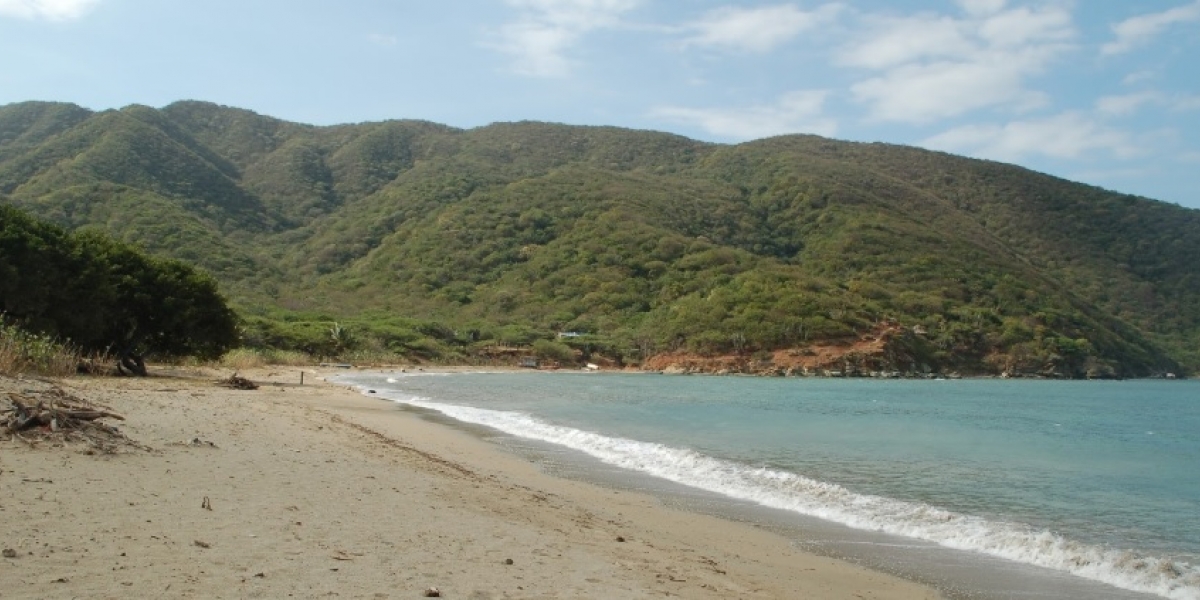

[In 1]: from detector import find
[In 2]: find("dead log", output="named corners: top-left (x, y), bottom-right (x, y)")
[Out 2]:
top-left (60, 409), bottom-right (125, 422)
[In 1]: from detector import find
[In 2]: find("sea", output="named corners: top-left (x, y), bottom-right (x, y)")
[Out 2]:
top-left (333, 371), bottom-right (1200, 600)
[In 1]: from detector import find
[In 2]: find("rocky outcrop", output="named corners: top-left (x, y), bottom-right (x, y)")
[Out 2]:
top-left (640, 323), bottom-right (960, 378)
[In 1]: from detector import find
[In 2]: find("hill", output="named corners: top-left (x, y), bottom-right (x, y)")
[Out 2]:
top-left (1, 100), bottom-right (1197, 377)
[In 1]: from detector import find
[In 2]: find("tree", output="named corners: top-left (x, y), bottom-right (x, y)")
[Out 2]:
top-left (0, 206), bottom-right (239, 374)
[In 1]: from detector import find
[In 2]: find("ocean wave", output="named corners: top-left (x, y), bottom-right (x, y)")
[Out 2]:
top-left (362, 385), bottom-right (1199, 600)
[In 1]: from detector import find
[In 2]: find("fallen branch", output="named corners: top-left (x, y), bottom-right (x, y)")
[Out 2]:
top-left (3, 393), bottom-right (125, 433)
top-left (1, 386), bottom-right (144, 453)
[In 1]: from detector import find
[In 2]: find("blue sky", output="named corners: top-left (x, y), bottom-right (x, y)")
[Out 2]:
top-left (2, 0), bottom-right (1198, 209)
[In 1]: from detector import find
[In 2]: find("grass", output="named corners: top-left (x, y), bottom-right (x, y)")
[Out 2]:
top-left (0, 320), bottom-right (84, 377)
top-left (2, 320), bottom-right (423, 376)
top-left (217, 348), bottom-right (314, 370)
top-left (218, 346), bottom-right (458, 369)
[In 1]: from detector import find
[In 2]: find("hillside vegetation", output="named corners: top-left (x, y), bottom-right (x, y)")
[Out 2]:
top-left (1, 100), bottom-right (1197, 377)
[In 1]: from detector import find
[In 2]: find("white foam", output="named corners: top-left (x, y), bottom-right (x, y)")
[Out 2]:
top-left (362, 385), bottom-right (1199, 600)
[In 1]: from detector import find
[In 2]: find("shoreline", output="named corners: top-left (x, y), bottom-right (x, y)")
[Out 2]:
top-left (340, 369), bottom-right (1186, 600)
top-left (1, 367), bottom-right (943, 599)
top-left (345, 361), bottom-right (1190, 381)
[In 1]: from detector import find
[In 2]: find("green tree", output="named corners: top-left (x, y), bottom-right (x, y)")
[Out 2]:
top-left (1, 205), bottom-right (239, 374)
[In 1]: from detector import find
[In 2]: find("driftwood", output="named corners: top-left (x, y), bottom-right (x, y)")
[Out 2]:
top-left (4, 395), bottom-right (125, 432)
top-left (1, 385), bottom-right (144, 453)
top-left (218, 373), bottom-right (258, 390)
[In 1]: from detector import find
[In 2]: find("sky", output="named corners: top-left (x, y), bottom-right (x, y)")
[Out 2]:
top-left (1, 0), bottom-right (1198, 209)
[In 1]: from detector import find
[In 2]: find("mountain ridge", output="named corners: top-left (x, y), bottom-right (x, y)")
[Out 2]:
top-left (1, 99), bottom-right (1195, 376)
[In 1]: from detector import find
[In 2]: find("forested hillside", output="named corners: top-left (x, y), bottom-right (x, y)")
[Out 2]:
top-left (1, 100), bottom-right (1196, 376)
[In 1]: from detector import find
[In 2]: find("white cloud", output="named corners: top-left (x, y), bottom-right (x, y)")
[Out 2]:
top-left (922, 112), bottom-right (1141, 162)
top-left (493, 0), bottom-right (639, 77)
top-left (0, 0), bottom-right (98, 20)
top-left (1095, 92), bottom-right (1163, 116)
top-left (495, 21), bottom-right (575, 77)
top-left (1122, 69), bottom-right (1158, 85)
top-left (839, 15), bottom-right (972, 70)
top-left (850, 53), bottom-right (1051, 124)
top-left (841, 3), bottom-right (1074, 124)
top-left (977, 5), bottom-right (1073, 47)
top-left (957, 0), bottom-right (1007, 17)
top-left (1102, 1), bottom-right (1200, 56)
top-left (1095, 92), bottom-right (1200, 115)
top-left (1174, 95), bottom-right (1200, 111)
top-left (680, 3), bottom-right (843, 53)
top-left (650, 90), bottom-right (836, 140)
top-left (507, 0), bottom-right (636, 29)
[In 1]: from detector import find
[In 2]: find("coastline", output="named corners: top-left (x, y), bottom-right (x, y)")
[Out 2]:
top-left (1, 368), bottom-right (942, 599)
top-left (340, 369), bottom-right (1193, 600)
top-left (352, 360), bottom-right (1187, 381)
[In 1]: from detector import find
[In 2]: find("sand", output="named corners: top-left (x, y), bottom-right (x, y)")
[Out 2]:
top-left (1, 368), bottom-right (944, 599)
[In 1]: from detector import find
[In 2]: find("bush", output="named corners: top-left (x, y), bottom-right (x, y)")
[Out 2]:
top-left (532, 339), bottom-right (576, 364)
top-left (218, 347), bottom-right (312, 369)
top-left (1, 206), bottom-right (239, 374)
top-left (0, 319), bottom-right (82, 377)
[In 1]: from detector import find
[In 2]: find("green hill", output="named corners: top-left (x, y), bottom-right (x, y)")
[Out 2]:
top-left (1, 100), bottom-right (1196, 377)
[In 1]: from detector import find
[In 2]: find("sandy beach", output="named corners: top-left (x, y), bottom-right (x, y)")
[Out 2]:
top-left (1, 368), bottom-right (944, 599)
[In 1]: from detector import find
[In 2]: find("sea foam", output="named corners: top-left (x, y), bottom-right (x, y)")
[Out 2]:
top-left (365, 386), bottom-right (1200, 600)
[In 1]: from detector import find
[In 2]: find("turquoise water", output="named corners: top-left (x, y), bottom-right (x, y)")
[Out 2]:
top-left (338, 372), bottom-right (1200, 599)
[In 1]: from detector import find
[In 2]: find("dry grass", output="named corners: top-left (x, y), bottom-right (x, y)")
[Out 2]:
top-left (0, 321), bottom-right (83, 377)
top-left (218, 347), bottom-right (420, 369)
top-left (218, 348), bottom-right (312, 369)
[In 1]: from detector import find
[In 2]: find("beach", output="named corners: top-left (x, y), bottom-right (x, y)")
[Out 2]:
top-left (1, 368), bottom-right (943, 599)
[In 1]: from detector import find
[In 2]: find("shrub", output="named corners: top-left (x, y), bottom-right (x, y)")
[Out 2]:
top-left (532, 339), bottom-right (576, 364)
top-left (219, 347), bottom-right (313, 369)
top-left (0, 319), bottom-right (82, 377)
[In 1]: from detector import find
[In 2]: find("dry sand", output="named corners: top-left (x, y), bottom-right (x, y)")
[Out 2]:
top-left (1, 368), bottom-right (944, 599)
